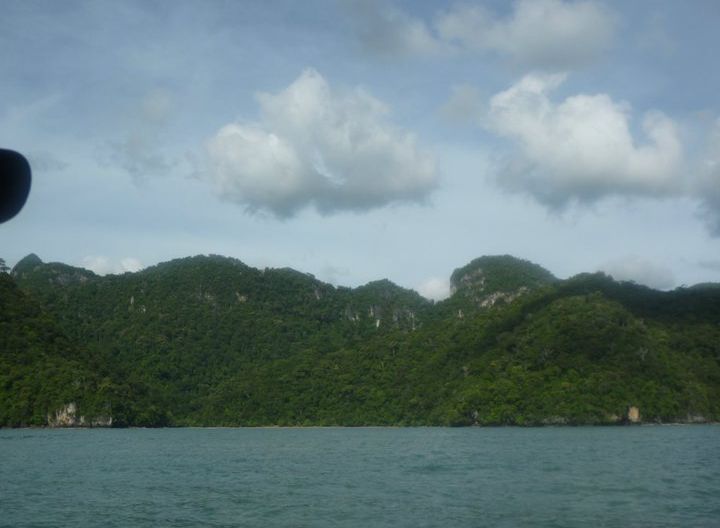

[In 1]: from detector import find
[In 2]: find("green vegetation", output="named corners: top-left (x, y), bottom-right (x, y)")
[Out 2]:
top-left (0, 274), bottom-right (110, 426)
top-left (450, 254), bottom-right (557, 296)
top-left (1, 253), bottom-right (719, 427)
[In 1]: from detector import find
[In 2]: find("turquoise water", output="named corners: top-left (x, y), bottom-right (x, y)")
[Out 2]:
top-left (1, 426), bottom-right (718, 527)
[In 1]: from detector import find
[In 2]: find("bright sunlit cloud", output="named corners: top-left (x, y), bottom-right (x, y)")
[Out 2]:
top-left (1, 0), bottom-right (719, 292)
top-left (485, 73), bottom-right (683, 208)
top-left (81, 256), bottom-right (144, 275)
top-left (416, 276), bottom-right (451, 301)
top-left (203, 69), bottom-right (437, 217)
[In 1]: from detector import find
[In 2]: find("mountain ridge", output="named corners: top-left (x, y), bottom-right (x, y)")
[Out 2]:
top-left (14, 252), bottom-right (716, 299)
top-left (2, 252), bottom-right (719, 427)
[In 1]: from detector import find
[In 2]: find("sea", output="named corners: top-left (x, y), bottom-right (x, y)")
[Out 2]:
top-left (1, 426), bottom-right (718, 527)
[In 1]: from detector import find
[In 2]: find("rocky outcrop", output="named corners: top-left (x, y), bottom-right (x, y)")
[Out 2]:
top-left (48, 402), bottom-right (80, 427)
top-left (341, 303), bottom-right (418, 330)
top-left (478, 287), bottom-right (529, 308)
top-left (605, 413), bottom-right (621, 424)
top-left (91, 416), bottom-right (113, 427)
top-left (449, 255), bottom-right (557, 309)
top-left (47, 403), bottom-right (112, 428)
top-left (449, 262), bottom-right (534, 309)
top-left (450, 268), bottom-right (485, 296)
top-left (627, 406), bottom-right (641, 423)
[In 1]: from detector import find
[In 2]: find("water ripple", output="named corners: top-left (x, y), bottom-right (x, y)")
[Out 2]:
top-left (0, 426), bottom-right (718, 527)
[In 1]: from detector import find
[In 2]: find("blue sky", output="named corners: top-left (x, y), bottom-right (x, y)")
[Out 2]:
top-left (1, 0), bottom-right (719, 298)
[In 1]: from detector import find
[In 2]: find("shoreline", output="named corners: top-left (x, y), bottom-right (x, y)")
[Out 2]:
top-left (3, 421), bottom-right (718, 431)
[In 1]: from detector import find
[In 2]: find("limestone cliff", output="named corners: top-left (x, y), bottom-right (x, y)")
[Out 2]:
top-left (449, 255), bottom-right (556, 309)
top-left (47, 403), bottom-right (112, 428)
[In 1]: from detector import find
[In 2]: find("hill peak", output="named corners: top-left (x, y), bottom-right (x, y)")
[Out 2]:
top-left (12, 253), bottom-right (43, 275)
top-left (11, 253), bottom-right (97, 285)
top-left (450, 255), bottom-right (556, 299)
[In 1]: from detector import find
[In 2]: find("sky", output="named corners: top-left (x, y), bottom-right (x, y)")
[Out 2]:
top-left (1, 0), bottom-right (719, 299)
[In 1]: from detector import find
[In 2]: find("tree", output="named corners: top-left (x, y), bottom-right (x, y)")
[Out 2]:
top-left (0, 258), bottom-right (9, 274)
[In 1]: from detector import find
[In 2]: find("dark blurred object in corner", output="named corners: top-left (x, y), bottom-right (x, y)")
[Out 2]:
top-left (0, 149), bottom-right (31, 224)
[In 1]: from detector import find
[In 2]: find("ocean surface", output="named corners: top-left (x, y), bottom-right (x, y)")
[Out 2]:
top-left (1, 426), bottom-right (718, 527)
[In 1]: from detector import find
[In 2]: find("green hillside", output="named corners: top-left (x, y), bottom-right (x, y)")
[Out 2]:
top-left (2, 253), bottom-right (718, 427)
top-left (450, 255), bottom-right (558, 296)
top-left (0, 273), bottom-right (110, 426)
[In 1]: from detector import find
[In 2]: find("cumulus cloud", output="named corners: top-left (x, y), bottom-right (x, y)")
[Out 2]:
top-left (436, 0), bottom-right (616, 69)
top-left (416, 276), bottom-right (451, 301)
top-left (82, 256), bottom-right (143, 275)
top-left (454, 74), bottom-right (720, 236)
top-left (351, 0), bottom-right (615, 69)
top-left (203, 69), bottom-right (437, 217)
top-left (485, 73), bottom-right (683, 208)
top-left (599, 256), bottom-right (676, 290)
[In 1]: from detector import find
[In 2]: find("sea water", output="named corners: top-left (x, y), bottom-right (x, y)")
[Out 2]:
top-left (1, 426), bottom-right (718, 527)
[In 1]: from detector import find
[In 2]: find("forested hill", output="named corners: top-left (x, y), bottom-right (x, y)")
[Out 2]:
top-left (2, 253), bottom-right (719, 427)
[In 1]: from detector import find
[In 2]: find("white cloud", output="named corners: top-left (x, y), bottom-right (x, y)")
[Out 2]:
top-left (485, 73), bottom-right (683, 208)
top-left (351, 0), bottom-right (615, 69)
top-left (119, 257), bottom-right (143, 273)
top-left (599, 256), bottom-right (676, 290)
top-left (204, 69), bottom-right (437, 217)
top-left (416, 276), bottom-right (451, 301)
top-left (318, 264), bottom-right (351, 286)
top-left (436, 0), bottom-right (616, 69)
top-left (82, 255), bottom-right (144, 275)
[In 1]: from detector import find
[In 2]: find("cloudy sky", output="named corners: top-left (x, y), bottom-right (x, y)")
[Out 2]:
top-left (1, 0), bottom-right (719, 298)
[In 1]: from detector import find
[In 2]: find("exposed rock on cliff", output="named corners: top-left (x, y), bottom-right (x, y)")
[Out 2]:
top-left (47, 403), bottom-right (112, 428)
top-left (449, 255), bottom-right (556, 309)
top-left (627, 406), bottom-right (641, 424)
